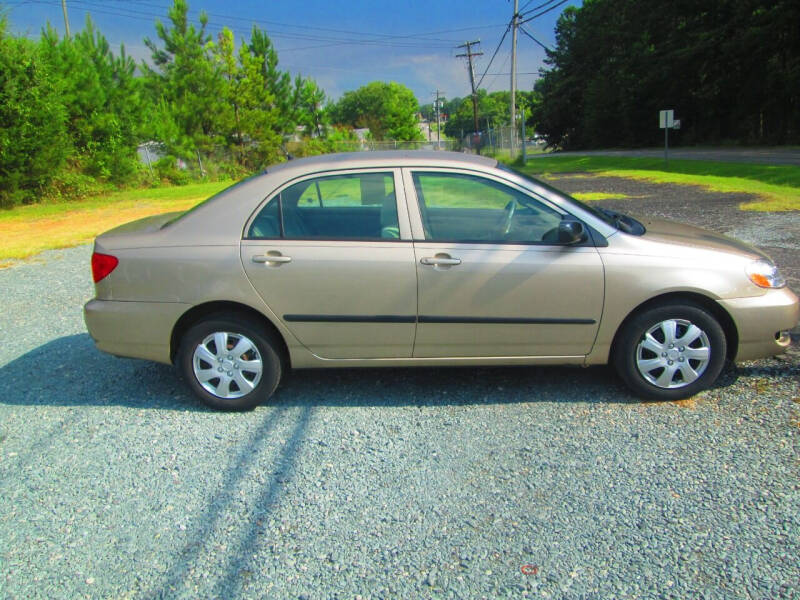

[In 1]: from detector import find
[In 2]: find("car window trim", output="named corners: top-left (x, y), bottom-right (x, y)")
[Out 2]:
top-left (242, 167), bottom-right (412, 242)
top-left (402, 167), bottom-right (598, 247)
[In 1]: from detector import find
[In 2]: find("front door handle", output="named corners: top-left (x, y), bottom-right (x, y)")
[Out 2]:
top-left (420, 255), bottom-right (461, 266)
top-left (252, 253), bottom-right (292, 265)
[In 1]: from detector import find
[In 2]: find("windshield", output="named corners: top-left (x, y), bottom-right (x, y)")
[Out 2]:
top-left (497, 163), bottom-right (645, 234)
top-left (497, 164), bottom-right (615, 225)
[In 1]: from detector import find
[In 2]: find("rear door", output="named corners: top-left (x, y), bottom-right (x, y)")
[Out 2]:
top-left (241, 168), bottom-right (418, 359)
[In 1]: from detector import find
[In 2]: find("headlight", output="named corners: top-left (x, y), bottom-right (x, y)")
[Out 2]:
top-left (746, 259), bottom-right (786, 288)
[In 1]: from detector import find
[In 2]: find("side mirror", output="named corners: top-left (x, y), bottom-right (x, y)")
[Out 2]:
top-left (558, 220), bottom-right (588, 245)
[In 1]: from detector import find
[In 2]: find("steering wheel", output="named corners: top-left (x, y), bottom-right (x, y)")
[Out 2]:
top-left (502, 200), bottom-right (516, 235)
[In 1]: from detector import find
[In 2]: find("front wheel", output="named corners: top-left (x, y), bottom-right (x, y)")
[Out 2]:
top-left (614, 303), bottom-right (727, 400)
top-left (178, 315), bottom-right (282, 410)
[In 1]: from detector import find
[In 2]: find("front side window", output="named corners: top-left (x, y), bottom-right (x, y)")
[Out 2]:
top-left (412, 172), bottom-right (563, 243)
top-left (248, 172), bottom-right (399, 240)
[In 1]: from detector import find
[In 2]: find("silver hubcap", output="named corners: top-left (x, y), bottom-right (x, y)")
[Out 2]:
top-left (192, 331), bottom-right (263, 399)
top-left (636, 319), bottom-right (711, 389)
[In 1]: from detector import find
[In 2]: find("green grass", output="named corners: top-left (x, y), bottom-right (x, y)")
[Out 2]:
top-left (0, 180), bottom-right (233, 264)
top-left (571, 192), bottom-right (630, 202)
top-left (0, 180), bottom-right (232, 223)
top-left (516, 155), bottom-right (800, 211)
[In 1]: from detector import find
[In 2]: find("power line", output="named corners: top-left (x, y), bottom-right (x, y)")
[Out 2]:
top-left (485, 51), bottom-right (510, 89)
top-left (24, 0), bottom-right (505, 50)
top-left (519, 0), bottom-right (569, 25)
top-left (475, 22), bottom-right (512, 89)
top-left (519, 25), bottom-right (551, 51)
top-left (61, 0), bottom-right (455, 49)
top-left (519, 0), bottom-right (560, 16)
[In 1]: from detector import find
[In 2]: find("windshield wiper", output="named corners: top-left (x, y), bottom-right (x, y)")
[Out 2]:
top-left (599, 208), bottom-right (645, 235)
top-left (599, 208), bottom-right (635, 233)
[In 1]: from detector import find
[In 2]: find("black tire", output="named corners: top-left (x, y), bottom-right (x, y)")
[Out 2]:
top-left (613, 302), bottom-right (726, 401)
top-left (177, 314), bottom-right (282, 411)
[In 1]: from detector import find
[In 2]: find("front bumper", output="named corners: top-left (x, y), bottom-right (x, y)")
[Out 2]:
top-left (84, 299), bottom-right (191, 364)
top-left (718, 286), bottom-right (800, 361)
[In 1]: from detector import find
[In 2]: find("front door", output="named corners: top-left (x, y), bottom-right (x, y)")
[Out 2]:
top-left (407, 170), bottom-right (604, 358)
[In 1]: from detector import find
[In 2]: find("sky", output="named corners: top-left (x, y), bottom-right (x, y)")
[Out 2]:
top-left (4, 0), bottom-right (580, 103)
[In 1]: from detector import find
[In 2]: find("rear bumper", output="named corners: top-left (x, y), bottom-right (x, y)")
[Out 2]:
top-left (719, 287), bottom-right (800, 361)
top-left (84, 299), bottom-right (191, 364)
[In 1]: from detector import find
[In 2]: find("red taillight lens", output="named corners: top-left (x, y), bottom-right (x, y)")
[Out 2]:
top-left (91, 252), bottom-right (119, 283)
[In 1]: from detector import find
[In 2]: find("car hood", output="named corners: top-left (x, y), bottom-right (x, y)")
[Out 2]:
top-left (634, 217), bottom-right (770, 261)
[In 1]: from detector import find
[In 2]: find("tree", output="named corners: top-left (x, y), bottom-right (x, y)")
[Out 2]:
top-left (330, 81), bottom-right (422, 141)
top-left (39, 16), bottom-right (144, 182)
top-left (232, 32), bottom-right (284, 167)
top-left (0, 16), bottom-right (70, 206)
top-left (533, 0), bottom-right (800, 149)
top-left (248, 25), bottom-right (295, 138)
top-left (142, 0), bottom-right (223, 156)
top-left (293, 77), bottom-right (327, 138)
top-left (443, 90), bottom-right (536, 137)
top-left (145, 5), bottom-right (326, 169)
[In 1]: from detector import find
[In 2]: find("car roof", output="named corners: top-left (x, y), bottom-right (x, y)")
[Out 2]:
top-left (159, 151), bottom-right (501, 245)
top-left (263, 150), bottom-right (498, 177)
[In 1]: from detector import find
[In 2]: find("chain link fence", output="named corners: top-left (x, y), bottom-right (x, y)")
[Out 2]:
top-left (137, 138), bottom-right (468, 182)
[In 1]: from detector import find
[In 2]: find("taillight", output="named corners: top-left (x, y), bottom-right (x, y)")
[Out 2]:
top-left (91, 252), bottom-right (119, 283)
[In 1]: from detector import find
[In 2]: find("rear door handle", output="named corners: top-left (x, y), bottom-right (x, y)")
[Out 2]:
top-left (420, 256), bottom-right (461, 266)
top-left (252, 253), bottom-right (292, 264)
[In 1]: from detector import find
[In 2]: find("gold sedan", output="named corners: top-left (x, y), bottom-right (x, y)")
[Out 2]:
top-left (84, 152), bottom-right (799, 410)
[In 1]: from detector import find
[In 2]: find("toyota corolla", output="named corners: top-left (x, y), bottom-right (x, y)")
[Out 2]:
top-left (84, 151), bottom-right (799, 410)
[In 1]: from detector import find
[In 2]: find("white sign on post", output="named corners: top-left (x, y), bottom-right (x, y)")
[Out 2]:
top-left (659, 109), bottom-right (675, 165)
top-left (659, 109), bottom-right (674, 129)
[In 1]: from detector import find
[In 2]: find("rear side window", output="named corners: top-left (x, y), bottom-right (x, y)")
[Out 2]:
top-left (248, 172), bottom-right (399, 240)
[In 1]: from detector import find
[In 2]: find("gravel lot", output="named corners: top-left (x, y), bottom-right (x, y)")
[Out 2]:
top-left (1, 179), bottom-right (798, 600)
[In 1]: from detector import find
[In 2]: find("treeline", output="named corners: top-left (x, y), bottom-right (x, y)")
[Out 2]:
top-left (0, 0), bottom-right (422, 207)
top-left (533, 0), bottom-right (800, 149)
top-left (441, 90), bottom-right (537, 138)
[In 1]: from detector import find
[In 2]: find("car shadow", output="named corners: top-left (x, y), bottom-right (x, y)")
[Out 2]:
top-left (272, 362), bottom-right (637, 407)
top-left (4, 334), bottom-right (793, 410)
top-left (0, 334), bottom-right (637, 409)
top-left (0, 334), bottom-right (203, 411)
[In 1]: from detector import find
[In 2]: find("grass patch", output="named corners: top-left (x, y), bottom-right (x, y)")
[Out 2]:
top-left (571, 192), bottom-right (629, 202)
top-left (0, 180), bottom-right (232, 263)
top-left (518, 155), bottom-right (800, 211)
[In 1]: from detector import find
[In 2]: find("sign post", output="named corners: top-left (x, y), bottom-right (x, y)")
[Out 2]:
top-left (659, 109), bottom-right (674, 166)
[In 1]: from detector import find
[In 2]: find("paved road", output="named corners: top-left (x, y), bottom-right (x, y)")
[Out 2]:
top-left (529, 147), bottom-right (800, 165)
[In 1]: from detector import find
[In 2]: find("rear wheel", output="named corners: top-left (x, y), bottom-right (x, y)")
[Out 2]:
top-left (178, 315), bottom-right (282, 410)
top-left (614, 303), bottom-right (726, 400)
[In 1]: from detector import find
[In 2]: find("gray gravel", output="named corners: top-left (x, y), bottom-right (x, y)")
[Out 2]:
top-left (1, 189), bottom-right (799, 599)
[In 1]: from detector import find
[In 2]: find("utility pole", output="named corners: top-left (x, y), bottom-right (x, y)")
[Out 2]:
top-left (432, 90), bottom-right (444, 150)
top-left (510, 0), bottom-right (519, 157)
top-left (427, 110), bottom-right (432, 142)
top-left (61, 0), bottom-right (71, 39)
top-left (456, 40), bottom-right (483, 151)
